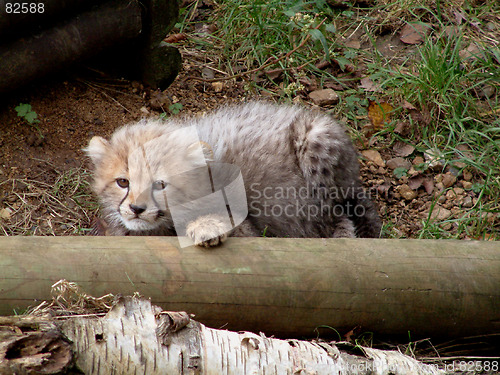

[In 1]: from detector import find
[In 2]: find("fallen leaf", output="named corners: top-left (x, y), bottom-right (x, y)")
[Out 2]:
top-left (164, 33), bottom-right (188, 43)
top-left (394, 121), bottom-right (409, 135)
top-left (408, 176), bottom-right (424, 190)
top-left (359, 77), bottom-right (381, 92)
top-left (264, 69), bottom-right (283, 82)
top-left (400, 23), bottom-right (432, 45)
top-left (453, 11), bottom-right (467, 25)
top-left (368, 101), bottom-right (393, 131)
top-left (393, 142), bottom-right (415, 157)
top-left (361, 150), bottom-right (385, 167)
top-left (387, 157), bottom-right (412, 170)
top-left (343, 38), bottom-right (361, 49)
top-left (422, 178), bottom-right (434, 194)
top-left (402, 100), bottom-right (416, 110)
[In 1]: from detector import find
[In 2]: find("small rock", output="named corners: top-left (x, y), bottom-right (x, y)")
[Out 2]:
top-left (386, 157), bottom-right (411, 170)
top-left (478, 84), bottom-right (495, 99)
top-left (462, 196), bottom-right (473, 208)
top-left (453, 187), bottom-right (464, 195)
top-left (140, 107), bottom-right (150, 114)
top-left (361, 150), bottom-right (385, 167)
top-left (413, 156), bottom-right (424, 165)
top-left (424, 148), bottom-right (445, 169)
top-left (429, 205), bottom-right (452, 221)
top-left (212, 82), bottom-right (224, 93)
top-left (201, 67), bottom-right (215, 80)
top-left (463, 170), bottom-right (473, 181)
top-left (0, 207), bottom-right (12, 219)
top-left (441, 222), bottom-right (453, 231)
top-left (149, 90), bottom-right (171, 110)
top-left (437, 195), bottom-right (446, 204)
top-left (308, 89), bottom-right (339, 106)
top-left (486, 21), bottom-right (496, 31)
top-left (446, 189), bottom-right (457, 200)
top-left (442, 173), bottom-right (457, 188)
top-left (398, 184), bottom-right (417, 201)
top-left (462, 181), bottom-right (473, 190)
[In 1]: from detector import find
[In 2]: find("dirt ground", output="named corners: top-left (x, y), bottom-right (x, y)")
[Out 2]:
top-left (0, 32), bottom-right (497, 238)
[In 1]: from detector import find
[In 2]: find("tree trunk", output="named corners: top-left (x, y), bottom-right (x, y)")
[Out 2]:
top-left (0, 236), bottom-right (498, 340)
top-left (0, 0), bottom-right (142, 94)
top-left (0, 295), bottom-right (446, 374)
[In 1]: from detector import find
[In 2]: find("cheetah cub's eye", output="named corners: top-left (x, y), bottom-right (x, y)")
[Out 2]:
top-left (116, 178), bottom-right (129, 189)
top-left (152, 180), bottom-right (167, 190)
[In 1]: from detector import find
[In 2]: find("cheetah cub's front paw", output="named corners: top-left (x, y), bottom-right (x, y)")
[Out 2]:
top-left (186, 215), bottom-right (232, 248)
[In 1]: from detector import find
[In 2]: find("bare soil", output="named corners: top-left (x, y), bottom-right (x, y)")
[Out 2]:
top-left (0, 22), bottom-right (497, 238)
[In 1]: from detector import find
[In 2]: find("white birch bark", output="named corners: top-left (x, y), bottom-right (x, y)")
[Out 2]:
top-left (61, 296), bottom-right (444, 375)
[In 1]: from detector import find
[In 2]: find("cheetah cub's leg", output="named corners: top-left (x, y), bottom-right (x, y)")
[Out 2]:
top-left (332, 216), bottom-right (356, 238)
top-left (186, 214), bottom-right (233, 248)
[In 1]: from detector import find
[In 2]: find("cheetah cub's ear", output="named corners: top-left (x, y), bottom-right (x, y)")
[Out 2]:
top-left (85, 136), bottom-right (109, 166)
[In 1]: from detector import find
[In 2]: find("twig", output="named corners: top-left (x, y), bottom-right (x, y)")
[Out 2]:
top-left (186, 18), bottom-right (328, 83)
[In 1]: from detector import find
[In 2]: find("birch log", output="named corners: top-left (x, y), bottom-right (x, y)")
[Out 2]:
top-left (0, 237), bottom-right (499, 339)
top-left (0, 295), bottom-right (446, 374)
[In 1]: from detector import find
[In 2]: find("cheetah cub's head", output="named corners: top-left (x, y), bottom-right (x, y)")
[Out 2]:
top-left (85, 121), bottom-right (212, 233)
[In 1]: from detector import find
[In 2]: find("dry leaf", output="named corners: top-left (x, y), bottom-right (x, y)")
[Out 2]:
top-left (402, 100), bottom-right (416, 110)
top-left (408, 176), bottom-right (424, 190)
top-left (359, 77), bottom-right (381, 92)
top-left (164, 33), bottom-right (187, 43)
top-left (422, 178), bottom-right (434, 194)
top-left (400, 23), bottom-right (431, 45)
top-left (368, 100), bottom-right (393, 130)
top-left (361, 149), bottom-right (385, 167)
top-left (393, 142), bottom-right (415, 157)
top-left (453, 11), bottom-right (467, 25)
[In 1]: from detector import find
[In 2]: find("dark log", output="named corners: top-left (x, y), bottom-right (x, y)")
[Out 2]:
top-left (0, 0), bottom-right (142, 94)
top-left (1, 237), bottom-right (499, 339)
top-left (0, 0), bottom-right (104, 41)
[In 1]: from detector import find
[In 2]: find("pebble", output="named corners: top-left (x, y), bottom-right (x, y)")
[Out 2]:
top-left (413, 156), bottom-right (424, 165)
top-left (462, 196), bottom-right (473, 208)
top-left (441, 173), bottom-right (457, 188)
top-left (308, 89), bottom-right (339, 106)
top-left (462, 181), bottom-right (473, 190)
top-left (0, 207), bottom-right (12, 219)
top-left (429, 204), bottom-right (452, 221)
top-left (212, 82), bottom-right (224, 93)
top-left (386, 157), bottom-right (411, 170)
top-left (398, 184), bottom-right (417, 201)
top-left (424, 148), bottom-right (445, 169)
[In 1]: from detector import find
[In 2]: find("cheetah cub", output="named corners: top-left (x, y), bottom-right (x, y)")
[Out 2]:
top-left (85, 102), bottom-right (381, 246)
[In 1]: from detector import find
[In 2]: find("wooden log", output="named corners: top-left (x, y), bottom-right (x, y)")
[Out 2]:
top-left (0, 237), bottom-right (499, 339)
top-left (0, 0), bottom-right (103, 41)
top-left (0, 296), bottom-right (446, 375)
top-left (0, 0), bottom-right (143, 94)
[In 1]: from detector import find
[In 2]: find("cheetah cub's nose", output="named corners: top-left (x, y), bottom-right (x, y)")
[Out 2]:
top-left (129, 204), bottom-right (146, 215)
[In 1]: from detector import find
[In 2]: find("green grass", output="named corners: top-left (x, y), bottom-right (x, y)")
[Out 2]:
top-left (381, 30), bottom-right (500, 239)
top-left (175, 0), bottom-right (500, 239)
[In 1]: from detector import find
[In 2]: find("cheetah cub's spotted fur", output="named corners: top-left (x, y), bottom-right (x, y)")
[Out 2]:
top-left (86, 102), bottom-right (381, 246)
